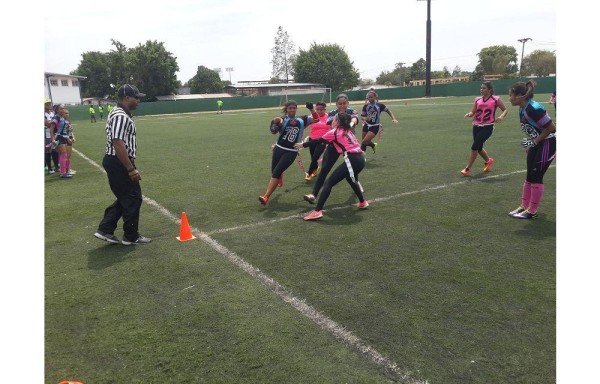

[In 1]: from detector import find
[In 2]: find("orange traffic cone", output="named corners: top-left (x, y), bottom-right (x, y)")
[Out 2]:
top-left (176, 212), bottom-right (196, 242)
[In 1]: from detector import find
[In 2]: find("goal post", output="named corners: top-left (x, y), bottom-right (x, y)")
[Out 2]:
top-left (276, 88), bottom-right (332, 106)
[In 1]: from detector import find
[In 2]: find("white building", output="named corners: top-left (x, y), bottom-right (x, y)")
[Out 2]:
top-left (44, 72), bottom-right (87, 105)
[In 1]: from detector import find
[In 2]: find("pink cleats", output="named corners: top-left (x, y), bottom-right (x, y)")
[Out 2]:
top-left (356, 200), bottom-right (369, 209)
top-left (483, 157), bottom-right (494, 172)
top-left (303, 210), bottom-right (323, 221)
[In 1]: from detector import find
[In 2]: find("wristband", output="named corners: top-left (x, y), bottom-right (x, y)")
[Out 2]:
top-left (127, 168), bottom-right (135, 172)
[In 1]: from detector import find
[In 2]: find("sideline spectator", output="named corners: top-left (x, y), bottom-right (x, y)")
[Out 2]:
top-left (89, 104), bottom-right (97, 123)
top-left (44, 100), bottom-right (56, 174)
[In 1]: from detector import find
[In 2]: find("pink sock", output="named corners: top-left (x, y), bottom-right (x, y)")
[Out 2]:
top-left (66, 159), bottom-right (71, 172)
top-left (528, 183), bottom-right (545, 213)
top-left (59, 153), bottom-right (67, 175)
top-left (521, 181), bottom-right (532, 209)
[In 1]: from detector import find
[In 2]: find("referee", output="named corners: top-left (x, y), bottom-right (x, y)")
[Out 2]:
top-left (94, 84), bottom-right (151, 245)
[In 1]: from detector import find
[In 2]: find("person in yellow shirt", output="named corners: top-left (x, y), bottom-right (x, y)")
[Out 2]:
top-left (217, 99), bottom-right (224, 114)
top-left (98, 104), bottom-right (104, 120)
top-left (89, 105), bottom-right (97, 123)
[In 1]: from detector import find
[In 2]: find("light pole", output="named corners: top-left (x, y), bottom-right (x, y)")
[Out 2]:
top-left (226, 67), bottom-right (234, 83)
top-left (518, 38), bottom-right (532, 77)
top-left (417, 0), bottom-right (432, 97)
top-left (397, 62), bottom-right (405, 86)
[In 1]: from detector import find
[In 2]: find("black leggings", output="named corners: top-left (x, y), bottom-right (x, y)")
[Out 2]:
top-left (307, 140), bottom-right (326, 175)
top-left (312, 144), bottom-right (340, 197)
top-left (271, 146), bottom-right (297, 179)
top-left (471, 124), bottom-right (494, 151)
top-left (316, 152), bottom-right (366, 210)
top-left (526, 137), bottom-right (556, 184)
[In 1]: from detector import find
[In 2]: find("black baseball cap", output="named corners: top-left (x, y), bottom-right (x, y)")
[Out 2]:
top-left (117, 84), bottom-right (146, 99)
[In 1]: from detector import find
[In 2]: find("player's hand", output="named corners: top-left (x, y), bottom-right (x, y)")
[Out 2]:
top-left (270, 120), bottom-right (281, 134)
top-left (305, 102), bottom-right (314, 110)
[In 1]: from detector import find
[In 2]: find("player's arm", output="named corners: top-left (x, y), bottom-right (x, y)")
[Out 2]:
top-left (533, 120), bottom-right (556, 145)
top-left (495, 99), bottom-right (509, 123)
top-left (112, 138), bottom-right (140, 181)
top-left (464, 102), bottom-right (477, 118)
top-left (386, 109), bottom-right (398, 123)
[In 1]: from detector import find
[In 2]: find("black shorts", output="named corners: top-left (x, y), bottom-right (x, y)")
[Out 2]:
top-left (362, 124), bottom-right (381, 135)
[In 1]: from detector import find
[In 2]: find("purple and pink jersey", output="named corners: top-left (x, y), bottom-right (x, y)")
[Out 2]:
top-left (472, 95), bottom-right (500, 125)
top-left (321, 128), bottom-right (363, 154)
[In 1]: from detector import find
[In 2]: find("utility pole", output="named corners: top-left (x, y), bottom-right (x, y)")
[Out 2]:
top-left (417, 0), bottom-right (432, 97)
top-left (397, 62), bottom-right (405, 86)
top-left (518, 38), bottom-right (532, 77)
top-left (226, 67), bottom-right (234, 83)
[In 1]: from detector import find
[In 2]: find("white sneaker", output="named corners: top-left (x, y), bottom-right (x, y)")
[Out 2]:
top-left (122, 235), bottom-right (152, 245)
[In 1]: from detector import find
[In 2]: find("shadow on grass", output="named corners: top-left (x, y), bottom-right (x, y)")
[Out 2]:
top-left (87, 244), bottom-right (136, 270)
top-left (513, 214), bottom-right (556, 239)
top-left (318, 208), bottom-right (364, 226)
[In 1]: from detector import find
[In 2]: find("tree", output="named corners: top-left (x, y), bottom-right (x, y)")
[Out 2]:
top-left (521, 50), bottom-right (556, 77)
top-left (270, 26), bottom-right (296, 83)
top-left (127, 40), bottom-right (180, 99)
top-left (188, 66), bottom-right (224, 94)
top-left (474, 45), bottom-right (518, 76)
top-left (71, 51), bottom-right (112, 98)
top-left (72, 39), bottom-right (179, 100)
top-left (451, 66), bottom-right (462, 77)
top-left (293, 43), bottom-right (359, 91)
top-left (106, 39), bottom-right (129, 88)
top-left (410, 59), bottom-right (427, 81)
top-left (376, 62), bottom-right (410, 86)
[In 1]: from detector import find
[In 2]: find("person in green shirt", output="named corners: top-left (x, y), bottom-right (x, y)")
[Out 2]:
top-left (98, 105), bottom-right (104, 120)
top-left (217, 99), bottom-right (224, 114)
top-left (107, 104), bottom-right (113, 114)
top-left (89, 105), bottom-right (97, 123)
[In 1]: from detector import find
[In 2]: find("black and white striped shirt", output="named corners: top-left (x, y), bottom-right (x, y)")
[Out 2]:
top-left (104, 105), bottom-right (137, 159)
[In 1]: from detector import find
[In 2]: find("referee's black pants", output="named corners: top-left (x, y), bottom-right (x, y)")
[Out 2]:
top-left (97, 154), bottom-right (142, 242)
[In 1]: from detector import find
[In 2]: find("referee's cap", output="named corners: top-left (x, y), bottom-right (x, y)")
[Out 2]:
top-left (117, 84), bottom-right (146, 99)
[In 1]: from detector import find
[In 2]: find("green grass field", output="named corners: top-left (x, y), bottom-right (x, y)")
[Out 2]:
top-left (45, 95), bottom-right (556, 383)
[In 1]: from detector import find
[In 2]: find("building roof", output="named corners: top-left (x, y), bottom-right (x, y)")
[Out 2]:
top-left (155, 93), bottom-right (233, 101)
top-left (45, 72), bottom-right (87, 79)
top-left (226, 82), bottom-right (325, 90)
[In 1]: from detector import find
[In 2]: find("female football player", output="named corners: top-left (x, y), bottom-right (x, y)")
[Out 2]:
top-left (258, 100), bottom-right (318, 205)
top-left (460, 81), bottom-right (508, 176)
top-left (507, 80), bottom-right (556, 219)
top-left (296, 112), bottom-right (368, 221)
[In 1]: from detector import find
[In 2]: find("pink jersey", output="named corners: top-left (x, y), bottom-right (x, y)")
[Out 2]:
top-left (308, 113), bottom-right (330, 139)
top-left (472, 95), bottom-right (500, 125)
top-left (321, 128), bottom-right (363, 154)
